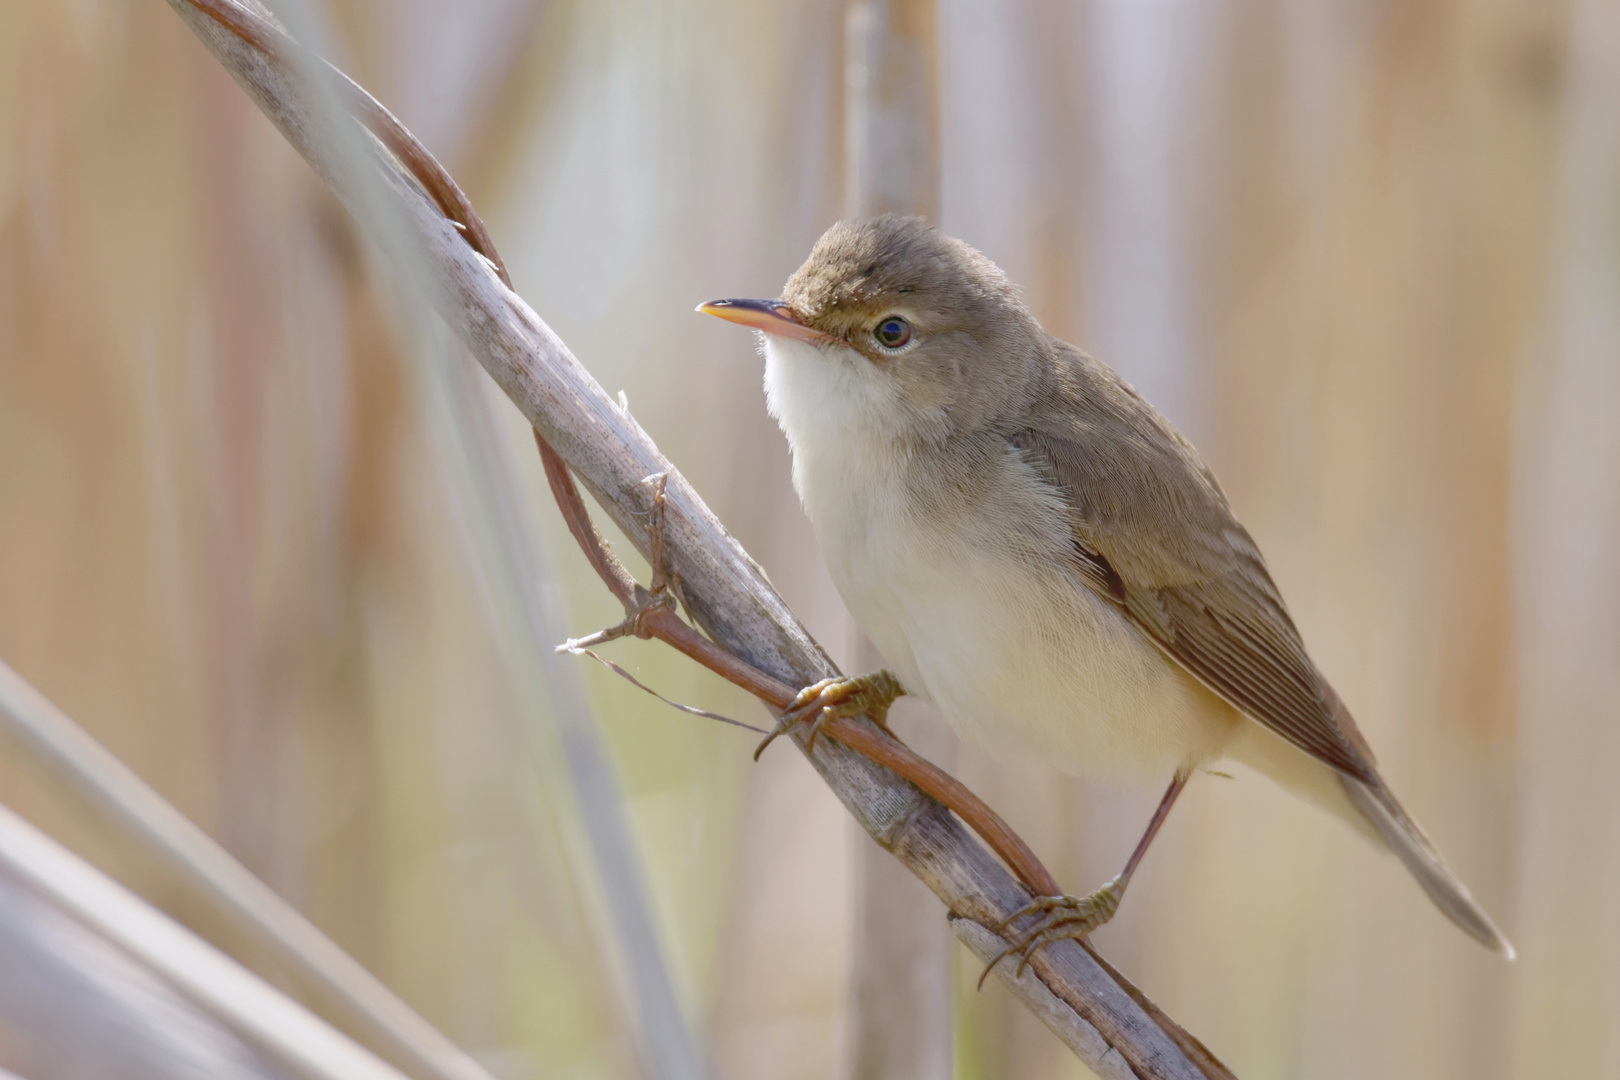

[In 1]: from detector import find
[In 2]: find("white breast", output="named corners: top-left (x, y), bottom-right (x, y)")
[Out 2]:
top-left (763, 336), bottom-right (1238, 782)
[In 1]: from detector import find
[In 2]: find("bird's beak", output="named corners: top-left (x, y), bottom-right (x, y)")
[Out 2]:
top-left (696, 298), bottom-right (835, 345)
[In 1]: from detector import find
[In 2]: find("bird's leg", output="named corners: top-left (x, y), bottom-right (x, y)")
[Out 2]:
top-left (754, 670), bottom-right (905, 760)
top-left (982, 771), bottom-right (1189, 984)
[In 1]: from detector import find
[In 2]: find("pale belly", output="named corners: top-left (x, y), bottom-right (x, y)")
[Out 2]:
top-left (823, 516), bottom-right (1240, 783)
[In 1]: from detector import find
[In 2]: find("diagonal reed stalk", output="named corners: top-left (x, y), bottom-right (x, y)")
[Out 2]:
top-left (0, 660), bottom-right (495, 1080)
top-left (159, 1), bottom-right (1237, 1076)
top-left (0, 801), bottom-right (412, 1080)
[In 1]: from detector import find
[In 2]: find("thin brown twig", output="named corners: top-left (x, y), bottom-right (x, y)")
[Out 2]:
top-left (562, 645), bottom-right (768, 735)
top-left (645, 471), bottom-right (672, 595)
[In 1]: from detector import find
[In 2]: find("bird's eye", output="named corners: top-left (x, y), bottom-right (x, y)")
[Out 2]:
top-left (874, 316), bottom-right (913, 350)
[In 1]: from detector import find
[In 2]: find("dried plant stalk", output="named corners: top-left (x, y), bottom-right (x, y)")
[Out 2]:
top-left (164, 2), bottom-right (1234, 1076)
top-left (0, 802), bottom-right (411, 1080)
top-left (0, 659), bottom-right (495, 1080)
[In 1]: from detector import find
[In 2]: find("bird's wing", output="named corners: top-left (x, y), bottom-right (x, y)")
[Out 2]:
top-left (1012, 345), bottom-right (1376, 783)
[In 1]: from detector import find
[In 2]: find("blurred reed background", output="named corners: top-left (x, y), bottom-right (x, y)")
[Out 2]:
top-left (1, 0), bottom-right (1616, 1078)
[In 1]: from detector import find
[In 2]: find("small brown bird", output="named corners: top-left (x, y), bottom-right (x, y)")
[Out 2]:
top-left (700, 215), bottom-right (1512, 963)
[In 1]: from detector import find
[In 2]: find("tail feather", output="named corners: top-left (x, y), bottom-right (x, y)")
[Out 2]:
top-left (1339, 774), bottom-right (1516, 960)
top-left (1226, 717), bottom-right (1515, 958)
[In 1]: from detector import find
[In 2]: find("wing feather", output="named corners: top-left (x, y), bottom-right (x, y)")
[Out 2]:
top-left (1013, 344), bottom-right (1376, 783)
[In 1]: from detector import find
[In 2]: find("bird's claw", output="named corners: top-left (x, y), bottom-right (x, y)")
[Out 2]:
top-left (753, 671), bottom-right (904, 760)
top-left (978, 875), bottom-right (1126, 988)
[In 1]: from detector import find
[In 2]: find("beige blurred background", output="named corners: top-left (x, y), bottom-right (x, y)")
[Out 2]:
top-left (2, 0), bottom-right (1617, 1077)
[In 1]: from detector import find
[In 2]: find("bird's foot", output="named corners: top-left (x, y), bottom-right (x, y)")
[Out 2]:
top-left (754, 670), bottom-right (905, 760)
top-left (980, 875), bottom-right (1126, 986)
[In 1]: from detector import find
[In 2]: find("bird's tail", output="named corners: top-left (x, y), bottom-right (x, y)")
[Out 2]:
top-left (1338, 772), bottom-right (1515, 959)
top-left (1225, 716), bottom-right (1515, 959)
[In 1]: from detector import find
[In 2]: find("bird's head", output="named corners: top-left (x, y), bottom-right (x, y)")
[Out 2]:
top-left (700, 215), bottom-right (1045, 451)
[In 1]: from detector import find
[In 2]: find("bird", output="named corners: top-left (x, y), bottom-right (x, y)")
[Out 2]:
top-left (698, 214), bottom-right (1513, 966)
